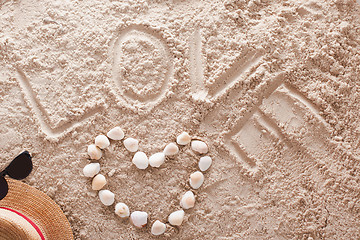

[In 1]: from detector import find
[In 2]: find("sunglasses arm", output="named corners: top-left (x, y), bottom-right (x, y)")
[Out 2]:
top-left (0, 170), bottom-right (7, 178)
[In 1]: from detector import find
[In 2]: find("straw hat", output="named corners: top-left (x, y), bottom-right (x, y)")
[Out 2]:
top-left (0, 178), bottom-right (73, 240)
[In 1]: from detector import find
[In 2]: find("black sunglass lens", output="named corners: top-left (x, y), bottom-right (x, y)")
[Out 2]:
top-left (5, 151), bottom-right (33, 180)
top-left (0, 176), bottom-right (8, 200)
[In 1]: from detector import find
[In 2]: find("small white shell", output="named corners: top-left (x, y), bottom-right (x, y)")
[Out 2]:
top-left (191, 140), bottom-right (208, 154)
top-left (168, 210), bottom-right (185, 226)
top-left (115, 203), bottom-right (130, 218)
top-left (176, 132), bottom-right (191, 145)
top-left (132, 152), bottom-right (149, 169)
top-left (180, 191), bottom-right (195, 210)
top-left (107, 127), bottom-right (124, 140)
top-left (163, 142), bottom-right (179, 156)
top-left (130, 211), bottom-right (148, 228)
top-left (88, 144), bottom-right (102, 160)
top-left (108, 169), bottom-right (116, 177)
top-left (92, 174), bottom-right (107, 191)
top-left (95, 135), bottom-right (110, 149)
top-left (99, 190), bottom-right (115, 206)
top-left (83, 163), bottom-right (100, 177)
top-left (149, 152), bottom-right (165, 168)
top-left (124, 138), bottom-right (139, 152)
top-left (151, 220), bottom-right (166, 236)
top-left (199, 156), bottom-right (212, 171)
top-left (189, 171), bottom-right (204, 189)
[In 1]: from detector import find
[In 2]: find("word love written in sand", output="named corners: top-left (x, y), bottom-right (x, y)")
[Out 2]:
top-left (82, 127), bottom-right (212, 236)
top-left (16, 26), bottom-right (263, 140)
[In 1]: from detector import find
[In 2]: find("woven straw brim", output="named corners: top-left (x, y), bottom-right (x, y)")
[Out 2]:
top-left (0, 178), bottom-right (73, 240)
top-left (0, 208), bottom-right (42, 240)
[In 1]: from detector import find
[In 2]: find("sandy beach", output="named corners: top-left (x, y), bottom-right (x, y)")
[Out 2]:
top-left (1, 0), bottom-right (360, 239)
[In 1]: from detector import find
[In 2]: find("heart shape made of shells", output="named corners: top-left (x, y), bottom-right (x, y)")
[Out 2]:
top-left (82, 127), bottom-right (212, 236)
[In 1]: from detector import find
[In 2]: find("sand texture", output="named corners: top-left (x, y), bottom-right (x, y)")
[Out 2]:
top-left (1, 0), bottom-right (360, 239)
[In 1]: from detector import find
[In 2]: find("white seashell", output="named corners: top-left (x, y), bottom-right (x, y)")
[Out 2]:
top-left (88, 144), bottom-right (102, 160)
top-left (115, 203), bottom-right (130, 218)
top-left (151, 220), bottom-right (166, 236)
top-left (124, 138), bottom-right (139, 152)
top-left (95, 135), bottom-right (110, 149)
top-left (99, 190), bottom-right (115, 206)
top-left (163, 142), bottom-right (179, 156)
top-left (176, 132), bottom-right (191, 145)
top-left (199, 156), bottom-right (212, 171)
top-left (132, 152), bottom-right (149, 169)
top-left (180, 191), bottom-right (195, 210)
top-left (149, 152), bottom-right (165, 168)
top-left (191, 140), bottom-right (208, 154)
top-left (92, 174), bottom-right (107, 191)
top-left (83, 163), bottom-right (100, 177)
top-left (107, 127), bottom-right (124, 140)
top-left (108, 169), bottom-right (116, 177)
top-left (130, 211), bottom-right (148, 228)
top-left (168, 210), bottom-right (185, 226)
top-left (189, 171), bottom-right (204, 189)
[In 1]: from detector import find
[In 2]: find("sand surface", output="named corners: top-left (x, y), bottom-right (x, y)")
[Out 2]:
top-left (1, 0), bottom-right (360, 239)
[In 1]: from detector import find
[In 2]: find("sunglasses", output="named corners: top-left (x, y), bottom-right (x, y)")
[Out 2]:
top-left (0, 151), bottom-right (33, 200)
